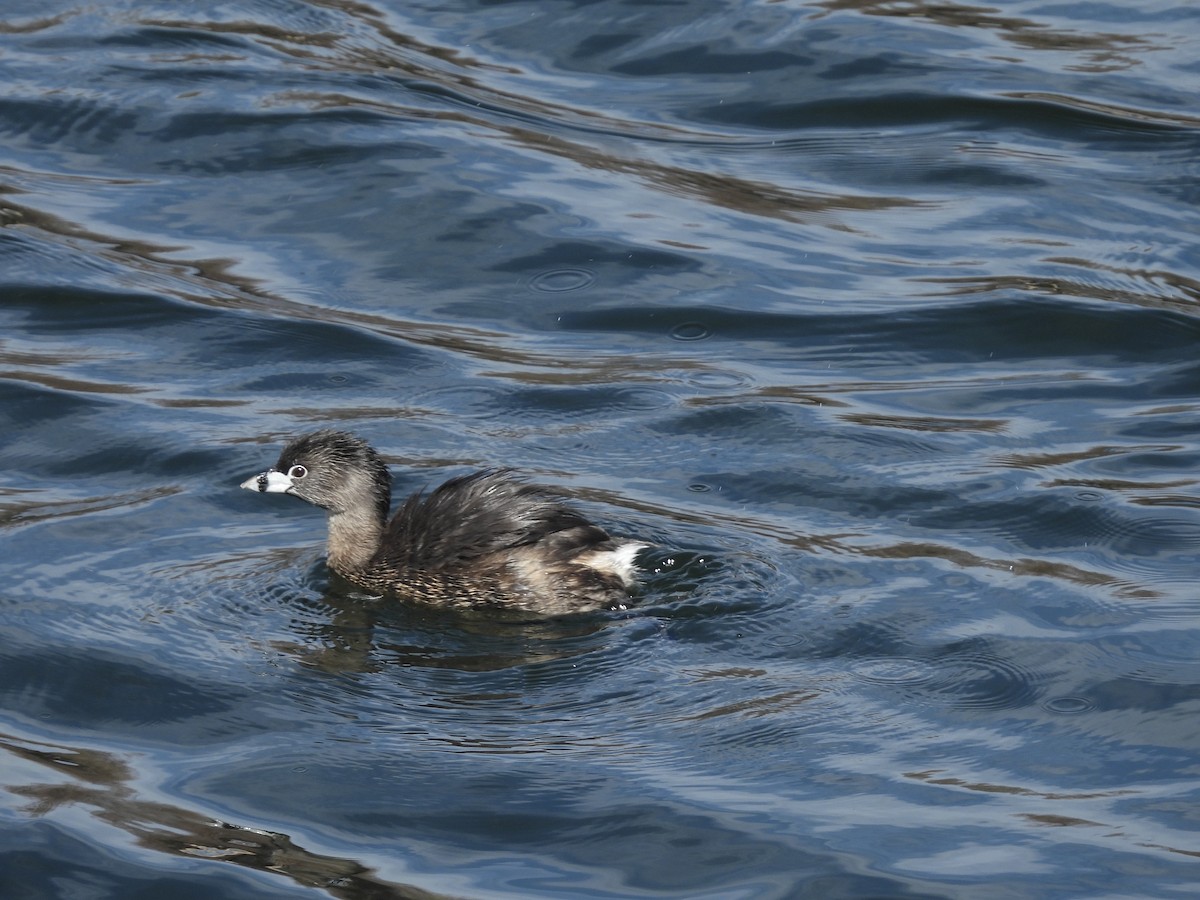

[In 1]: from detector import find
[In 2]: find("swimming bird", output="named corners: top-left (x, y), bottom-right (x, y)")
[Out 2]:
top-left (239, 430), bottom-right (644, 615)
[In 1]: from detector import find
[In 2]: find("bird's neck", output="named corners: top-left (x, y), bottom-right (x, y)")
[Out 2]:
top-left (326, 505), bottom-right (383, 572)
top-left (322, 467), bottom-right (389, 573)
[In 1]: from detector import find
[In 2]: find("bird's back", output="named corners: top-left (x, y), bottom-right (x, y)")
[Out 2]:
top-left (346, 471), bottom-right (639, 614)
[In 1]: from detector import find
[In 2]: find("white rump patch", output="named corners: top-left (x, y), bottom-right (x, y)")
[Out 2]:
top-left (580, 541), bottom-right (647, 586)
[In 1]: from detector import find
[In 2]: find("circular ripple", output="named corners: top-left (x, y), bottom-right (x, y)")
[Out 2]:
top-left (1108, 637), bottom-right (1200, 685)
top-left (852, 653), bottom-right (1041, 710)
top-left (607, 387), bottom-right (676, 411)
top-left (1065, 505), bottom-right (1200, 558)
top-left (670, 321), bottom-right (712, 341)
top-left (685, 369), bottom-right (751, 389)
top-left (529, 267), bottom-right (596, 293)
top-left (851, 657), bottom-right (939, 686)
top-left (1043, 696), bottom-right (1094, 714)
top-left (931, 654), bottom-right (1041, 710)
top-left (409, 385), bottom-right (510, 419)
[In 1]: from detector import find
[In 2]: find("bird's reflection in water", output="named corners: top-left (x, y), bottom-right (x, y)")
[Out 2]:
top-left (273, 573), bottom-right (619, 678)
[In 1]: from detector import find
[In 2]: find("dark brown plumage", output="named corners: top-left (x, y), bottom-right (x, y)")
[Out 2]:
top-left (240, 430), bottom-right (644, 615)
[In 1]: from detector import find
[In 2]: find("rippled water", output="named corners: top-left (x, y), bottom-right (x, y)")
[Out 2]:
top-left (3, 1), bottom-right (1200, 898)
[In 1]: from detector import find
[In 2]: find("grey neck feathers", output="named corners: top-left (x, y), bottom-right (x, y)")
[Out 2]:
top-left (326, 506), bottom-right (383, 572)
top-left (324, 467), bottom-right (387, 572)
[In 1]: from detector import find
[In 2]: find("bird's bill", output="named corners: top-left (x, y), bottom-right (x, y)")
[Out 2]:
top-left (240, 469), bottom-right (294, 493)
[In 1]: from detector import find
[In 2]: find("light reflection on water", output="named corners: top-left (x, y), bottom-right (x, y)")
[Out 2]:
top-left (1, 0), bottom-right (1200, 897)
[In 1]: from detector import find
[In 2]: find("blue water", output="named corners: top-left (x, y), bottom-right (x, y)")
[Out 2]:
top-left (3, 1), bottom-right (1200, 897)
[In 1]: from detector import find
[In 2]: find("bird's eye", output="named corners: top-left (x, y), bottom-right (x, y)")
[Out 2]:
top-left (287, 465), bottom-right (308, 479)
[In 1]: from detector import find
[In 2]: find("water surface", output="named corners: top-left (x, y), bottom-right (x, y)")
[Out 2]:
top-left (2, 1), bottom-right (1200, 898)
